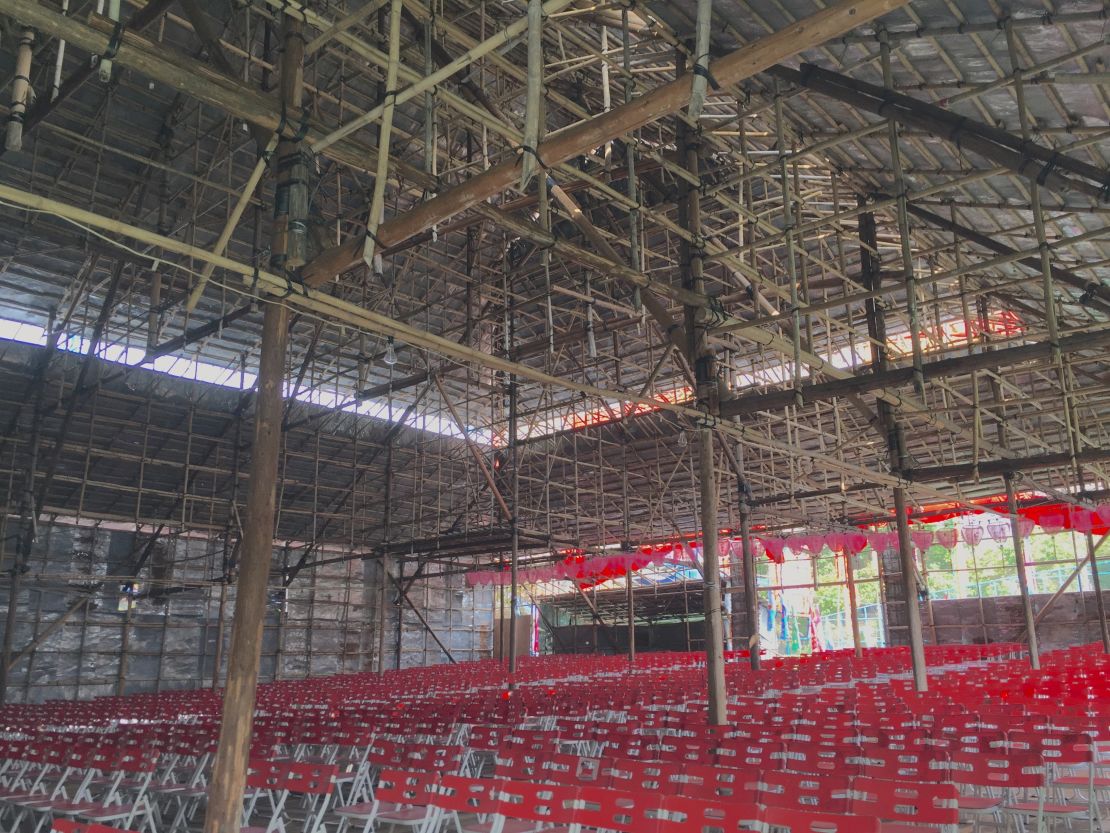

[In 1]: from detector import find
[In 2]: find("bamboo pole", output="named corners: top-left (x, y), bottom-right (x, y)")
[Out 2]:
top-left (520, 0), bottom-right (544, 190)
top-left (297, 0), bottom-right (911, 284)
top-left (1004, 472), bottom-right (1040, 668)
top-left (678, 89), bottom-right (727, 726)
top-left (688, 0), bottom-right (714, 120)
top-left (311, 0), bottom-right (575, 156)
top-left (360, 0), bottom-right (403, 271)
top-left (202, 15), bottom-right (301, 833)
top-left (893, 486), bottom-right (928, 690)
top-left (186, 137), bottom-right (276, 311)
top-left (739, 505), bottom-right (760, 669)
top-left (4, 29), bottom-right (34, 152)
top-left (879, 29), bottom-right (925, 394)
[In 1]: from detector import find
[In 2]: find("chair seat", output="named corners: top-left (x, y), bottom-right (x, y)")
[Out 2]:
top-left (150, 783), bottom-right (207, 798)
top-left (0, 790), bottom-right (44, 802)
top-left (1056, 774), bottom-right (1110, 787)
top-left (24, 799), bottom-right (100, 815)
top-left (959, 795), bottom-right (1003, 811)
top-left (330, 804), bottom-right (415, 821)
top-left (378, 806), bottom-right (433, 822)
top-left (1005, 800), bottom-right (1088, 816)
top-left (81, 802), bottom-right (140, 820)
top-left (462, 821), bottom-right (547, 833)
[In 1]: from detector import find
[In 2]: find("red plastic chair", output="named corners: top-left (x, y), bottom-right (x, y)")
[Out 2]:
top-left (489, 779), bottom-right (578, 833)
top-left (849, 776), bottom-right (959, 832)
top-left (763, 805), bottom-right (880, 832)
top-left (333, 768), bottom-right (439, 833)
top-left (648, 793), bottom-right (762, 832)
top-left (760, 770), bottom-right (852, 813)
top-left (242, 759), bottom-right (337, 833)
top-left (570, 785), bottom-right (642, 833)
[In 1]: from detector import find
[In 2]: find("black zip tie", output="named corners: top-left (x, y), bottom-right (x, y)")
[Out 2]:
top-left (101, 18), bottom-right (126, 63)
top-left (692, 62), bottom-right (721, 91)
top-left (520, 145), bottom-right (548, 170)
top-left (1037, 150), bottom-right (1060, 185)
top-left (274, 103), bottom-right (290, 141)
top-left (279, 271), bottom-right (307, 298)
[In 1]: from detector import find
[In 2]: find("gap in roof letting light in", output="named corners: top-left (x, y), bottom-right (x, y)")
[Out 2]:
top-left (0, 317), bottom-right (494, 445)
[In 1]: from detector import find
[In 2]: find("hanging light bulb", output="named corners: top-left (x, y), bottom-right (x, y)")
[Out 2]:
top-left (384, 337), bottom-right (398, 366)
top-left (677, 431), bottom-right (688, 449)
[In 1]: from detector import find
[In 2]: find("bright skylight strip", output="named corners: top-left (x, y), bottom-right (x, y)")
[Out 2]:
top-left (0, 317), bottom-right (492, 444)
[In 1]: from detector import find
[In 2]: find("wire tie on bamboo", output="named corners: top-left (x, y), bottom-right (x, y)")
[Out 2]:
top-left (691, 60), bottom-right (721, 91)
top-left (99, 19), bottom-right (126, 69)
top-left (1036, 150), bottom-right (1061, 185)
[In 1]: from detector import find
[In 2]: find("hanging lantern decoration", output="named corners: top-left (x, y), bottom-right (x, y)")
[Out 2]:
top-left (1016, 517), bottom-right (1035, 539)
top-left (961, 525), bottom-right (984, 547)
top-left (987, 521), bottom-right (1011, 542)
top-left (844, 532), bottom-right (869, 555)
top-left (934, 529), bottom-right (959, 551)
top-left (760, 537), bottom-right (786, 564)
top-left (911, 530), bottom-right (935, 552)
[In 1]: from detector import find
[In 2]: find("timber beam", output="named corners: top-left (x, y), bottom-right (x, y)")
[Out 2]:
top-left (720, 327), bottom-right (1110, 417)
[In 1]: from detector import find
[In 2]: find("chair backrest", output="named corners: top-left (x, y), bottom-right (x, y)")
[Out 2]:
top-left (762, 806), bottom-right (880, 833)
top-left (434, 775), bottom-right (495, 815)
top-left (572, 784), bottom-right (643, 833)
top-left (376, 768), bottom-right (438, 806)
top-left (246, 760), bottom-right (337, 795)
top-left (760, 770), bottom-right (852, 813)
top-left (490, 779), bottom-right (579, 827)
top-left (947, 751), bottom-right (1043, 790)
top-left (849, 777), bottom-right (958, 826)
top-left (650, 794), bottom-right (762, 833)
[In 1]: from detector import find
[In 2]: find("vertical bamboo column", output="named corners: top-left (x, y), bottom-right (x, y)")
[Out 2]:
top-left (203, 306), bottom-right (289, 833)
top-left (844, 541), bottom-right (863, 657)
top-left (1004, 473), bottom-right (1040, 668)
top-left (507, 376), bottom-right (520, 676)
top-left (859, 199), bottom-right (926, 687)
top-left (677, 52), bottom-right (726, 725)
top-left (1083, 526), bottom-right (1110, 652)
top-left (739, 504), bottom-right (760, 670)
top-left (893, 485), bottom-right (928, 690)
top-left (202, 16), bottom-right (302, 833)
top-left (4, 29), bottom-right (34, 152)
top-left (878, 28), bottom-right (924, 393)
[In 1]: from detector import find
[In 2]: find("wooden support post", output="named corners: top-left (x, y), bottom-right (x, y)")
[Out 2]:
top-left (203, 15), bottom-right (301, 833)
top-left (4, 28), bottom-right (34, 152)
top-left (507, 376), bottom-right (520, 676)
top-left (739, 505), bottom-right (760, 670)
top-left (1085, 527), bottom-right (1110, 652)
top-left (203, 301), bottom-right (289, 833)
top-left (678, 72), bottom-right (727, 726)
top-left (893, 486), bottom-right (928, 690)
top-left (1004, 473), bottom-right (1040, 668)
top-left (844, 539), bottom-right (863, 658)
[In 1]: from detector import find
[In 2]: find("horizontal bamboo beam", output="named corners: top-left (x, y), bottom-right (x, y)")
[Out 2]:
top-left (720, 327), bottom-right (1110, 417)
top-left (904, 447), bottom-right (1110, 482)
top-left (772, 62), bottom-right (1110, 203)
top-left (904, 203), bottom-right (1110, 311)
top-left (297, 0), bottom-right (910, 285)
